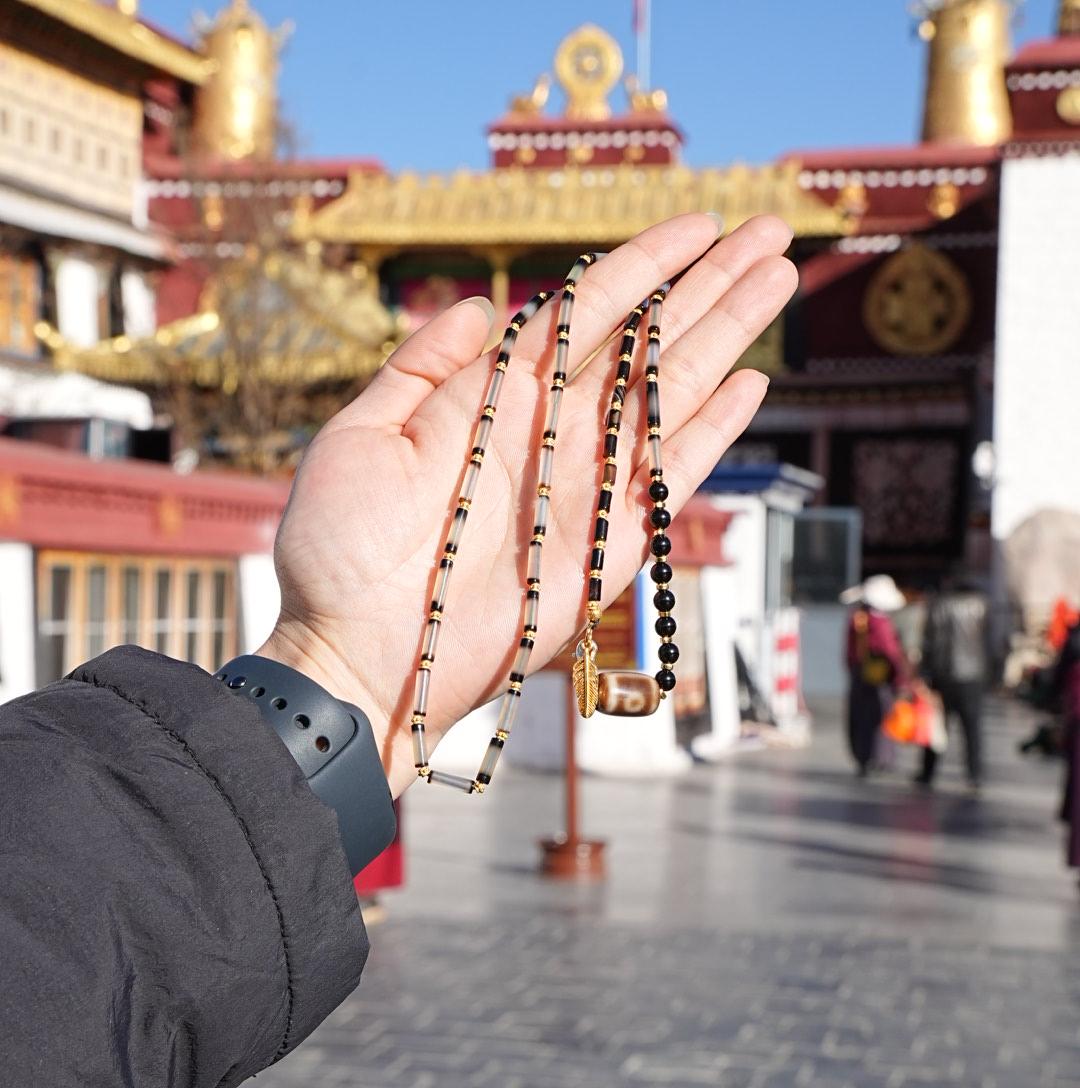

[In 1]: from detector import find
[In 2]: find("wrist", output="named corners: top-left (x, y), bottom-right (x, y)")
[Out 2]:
top-left (257, 617), bottom-right (393, 760)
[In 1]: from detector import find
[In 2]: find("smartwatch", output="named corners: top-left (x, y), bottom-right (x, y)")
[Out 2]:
top-left (214, 655), bottom-right (396, 877)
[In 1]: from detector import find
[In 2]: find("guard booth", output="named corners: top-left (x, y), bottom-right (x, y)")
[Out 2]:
top-left (697, 463), bottom-right (823, 745)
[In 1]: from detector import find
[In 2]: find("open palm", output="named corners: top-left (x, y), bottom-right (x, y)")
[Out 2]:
top-left (261, 213), bottom-right (797, 797)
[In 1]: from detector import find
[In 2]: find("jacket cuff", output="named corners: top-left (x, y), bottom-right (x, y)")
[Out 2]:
top-left (68, 645), bottom-right (369, 1065)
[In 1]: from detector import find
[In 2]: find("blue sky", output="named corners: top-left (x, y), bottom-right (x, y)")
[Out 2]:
top-left (142, 0), bottom-right (1059, 171)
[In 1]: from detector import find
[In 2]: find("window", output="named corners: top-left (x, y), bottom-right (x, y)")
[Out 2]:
top-left (153, 569), bottom-right (172, 654)
top-left (36, 565), bottom-right (72, 686)
top-left (0, 250), bottom-right (40, 355)
top-left (35, 552), bottom-right (238, 682)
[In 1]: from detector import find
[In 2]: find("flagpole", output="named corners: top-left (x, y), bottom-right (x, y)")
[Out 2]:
top-left (636, 0), bottom-right (651, 91)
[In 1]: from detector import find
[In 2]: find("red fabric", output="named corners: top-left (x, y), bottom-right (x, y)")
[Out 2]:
top-left (353, 800), bottom-right (404, 896)
top-left (846, 609), bottom-right (910, 689)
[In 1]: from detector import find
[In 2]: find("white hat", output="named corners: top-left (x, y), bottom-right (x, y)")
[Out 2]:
top-left (839, 574), bottom-right (906, 613)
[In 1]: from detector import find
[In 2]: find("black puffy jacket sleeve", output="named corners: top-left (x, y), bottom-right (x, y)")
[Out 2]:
top-left (0, 646), bottom-right (370, 1087)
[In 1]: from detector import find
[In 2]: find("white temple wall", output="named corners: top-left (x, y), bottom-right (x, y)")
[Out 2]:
top-left (993, 154), bottom-right (1080, 540)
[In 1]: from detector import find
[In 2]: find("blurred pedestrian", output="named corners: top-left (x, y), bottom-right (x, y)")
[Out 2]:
top-left (916, 578), bottom-right (989, 790)
top-left (841, 575), bottom-right (910, 778)
top-left (1054, 620), bottom-right (1080, 883)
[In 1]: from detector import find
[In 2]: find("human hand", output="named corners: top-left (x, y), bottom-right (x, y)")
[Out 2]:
top-left (260, 213), bottom-right (798, 797)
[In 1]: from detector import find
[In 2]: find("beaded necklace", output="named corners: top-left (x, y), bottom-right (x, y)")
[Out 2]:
top-left (410, 255), bottom-right (677, 794)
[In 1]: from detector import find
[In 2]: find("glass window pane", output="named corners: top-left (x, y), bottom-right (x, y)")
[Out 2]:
top-left (185, 570), bottom-right (200, 663)
top-left (211, 570), bottom-right (228, 666)
top-left (86, 565), bottom-right (106, 658)
top-left (122, 566), bottom-right (140, 645)
top-left (154, 569), bottom-right (172, 654)
top-left (50, 566), bottom-right (71, 621)
top-left (212, 571), bottom-right (227, 621)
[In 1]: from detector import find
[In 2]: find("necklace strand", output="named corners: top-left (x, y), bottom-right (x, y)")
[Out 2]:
top-left (410, 254), bottom-right (676, 793)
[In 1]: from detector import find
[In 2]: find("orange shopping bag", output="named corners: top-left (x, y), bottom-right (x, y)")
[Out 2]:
top-left (883, 684), bottom-right (947, 752)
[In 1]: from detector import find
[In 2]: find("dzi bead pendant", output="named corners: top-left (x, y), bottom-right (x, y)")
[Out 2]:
top-left (597, 671), bottom-right (662, 717)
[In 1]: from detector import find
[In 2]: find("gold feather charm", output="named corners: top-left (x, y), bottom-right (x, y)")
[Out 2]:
top-left (572, 636), bottom-right (599, 718)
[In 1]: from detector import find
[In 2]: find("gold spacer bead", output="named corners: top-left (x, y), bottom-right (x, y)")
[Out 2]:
top-left (509, 680), bottom-right (523, 692)
top-left (510, 320), bottom-right (522, 331)
top-left (542, 437), bottom-right (556, 448)
top-left (619, 352), bottom-right (632, 362)
top-left (615, 377), bottom-right (628, 386)
top-left (419, 660), bottom-right (432, 670)
top-left (538, 485), bottom-right (552, 497)
top-left (482, 406), bottom-right (496, 418)
top-left (606, 426), bottom-right (619, 436)
top-left (563, 282), bottom-right (576, 294)
top-left (596, 508), bottom-right (609, 519)
top-left (412, 714), bottom-right (426, 724)
top-left (417, 765), bottom-right (432, 777)
top-left (495, 361), bottom-right (508, 372)
top-left (458, 498), bottom-right (472, 510)
top-left (589, 568), bottom-right (603, 578)
top-left (604, 455), bottom-right (618, 465)
top-left (429, 608), bottom-right (444, 620)
top-left (496, 729), bottom-right (510, 741)
top-left (648, 426), bottom-right (661, 436)
top-left (601, 482), bottom-right (613, 492)
top-left (472, 781), bottom-right (486, 794)
top-left (557, 331), bottom-right (570, 342)
top-left (531, 532), bottom-right (545, 543)
top-left (587, 601), bottom-right (602, 622)
top-left (594, 539), bottom-right (606, 550)
top-left (552, 377), bottom-right (565, 388)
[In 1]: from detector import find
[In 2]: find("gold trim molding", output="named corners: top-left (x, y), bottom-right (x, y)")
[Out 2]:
top-left (298, 161), bottom-right (847, 247)
top-left (13, 0), bottom-right (213, 84)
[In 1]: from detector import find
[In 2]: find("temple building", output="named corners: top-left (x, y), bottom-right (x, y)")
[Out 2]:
top-left (5, 0), bottom-right (1080, 704)
top-left (291, 3), bottom-right (1080, 589)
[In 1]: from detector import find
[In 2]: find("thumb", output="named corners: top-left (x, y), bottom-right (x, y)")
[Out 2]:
top-left (336, 296), bottom-right (496, 434)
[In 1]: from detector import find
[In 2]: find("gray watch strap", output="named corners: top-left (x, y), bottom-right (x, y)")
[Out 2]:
top-left (215, 655), bottom-right (396, 877)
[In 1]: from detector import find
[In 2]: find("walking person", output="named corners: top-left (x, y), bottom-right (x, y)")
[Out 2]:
top-left (841, 575), bottom-right (910, 778)
top-left (916, 578), bottom-right (989, 791)
top-left (1054, 620), bottom-right (1080, 884)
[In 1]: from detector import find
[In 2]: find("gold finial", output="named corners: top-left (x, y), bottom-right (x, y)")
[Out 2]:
top-left (625, 75), bottom-right (668, 114)
top-left (509, 74), bottom-right (550, 115)
top-left (554, 25), bottom-right (623, 120)
top-left (1060, 0), bottom-right (1080, 34)
top-left (919, 0), bottom-right (1013, 146)
top-left (191, 0), bottom-right (292, 160)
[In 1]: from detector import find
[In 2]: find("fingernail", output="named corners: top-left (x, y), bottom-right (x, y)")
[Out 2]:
top-left (454, 295), bottom-right (496, 325)
top-left (706, 211), bottom-right (724, 236)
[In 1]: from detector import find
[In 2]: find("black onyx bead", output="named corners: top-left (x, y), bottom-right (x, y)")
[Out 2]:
top-left (650, 562), bottom-right (672, 584)
top-left (649, 480), bottom-right (669, 502)
top-left (658, 642), bottom-right (680, 664)
top-left (653, 589), bottom-right (675, 611)
top-left (656, 669), bottom-right (677, 692)
top-left (650, 507), bottom-right (671, 529)
top-left (651, 534), bottom-right (672, 557)
top-left (655, 615), bottom-right (677, 638)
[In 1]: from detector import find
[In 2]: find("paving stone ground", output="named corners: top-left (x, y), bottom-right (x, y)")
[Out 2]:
top-left (255, 700), bottom-right (1080, 1088)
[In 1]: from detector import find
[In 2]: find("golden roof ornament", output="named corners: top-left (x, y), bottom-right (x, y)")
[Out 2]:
top-left (916, 0), bottom-right (1013, 146)
top-left (554, 25), bottom-right (623, 120)
top-left (191, 0), bottom-right (292, 160)
top-left (1060, 0), bottom-right (1080, 34)
top-left (509, 74), bottom-right (551, 115)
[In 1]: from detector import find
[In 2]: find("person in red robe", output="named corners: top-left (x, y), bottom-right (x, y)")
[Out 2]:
top-left (841, 575), bottom-right (911, 777)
